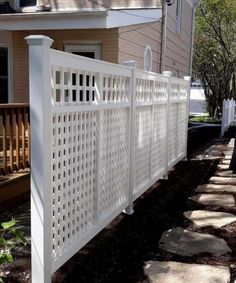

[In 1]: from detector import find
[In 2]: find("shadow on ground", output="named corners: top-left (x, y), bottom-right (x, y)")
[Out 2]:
top-left (52, 158), bottom-right (220, 283)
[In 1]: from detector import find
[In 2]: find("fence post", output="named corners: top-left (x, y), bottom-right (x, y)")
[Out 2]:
top-left (184, 76), bottom-right (191, 160)
top-left (123, 60), bottom-right (136, 215)
top-left (25, 35), bottom-right (53, 283)
top-left (162, 71), bottom-right (172, 179)
top-left (221, 99), bottom-right (226, 137)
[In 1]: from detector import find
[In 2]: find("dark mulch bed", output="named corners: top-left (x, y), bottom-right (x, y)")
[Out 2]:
top-left (1, 139), bottom-right (236, 283)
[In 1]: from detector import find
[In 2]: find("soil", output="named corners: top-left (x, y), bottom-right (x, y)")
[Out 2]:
top-left (1, 139), bottom-right (236, 283)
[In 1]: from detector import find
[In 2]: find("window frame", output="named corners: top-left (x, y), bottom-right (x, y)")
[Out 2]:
top-left (176, 0), bottom-right (182, 34)
top-left (64, 44), bottom-right (102, 60)
top-left (15, 0), bottom-right (37, 10)
top-left (0, 45), bottom-right (13, 103)
top-left (144, 45), bottom-right (153, 72)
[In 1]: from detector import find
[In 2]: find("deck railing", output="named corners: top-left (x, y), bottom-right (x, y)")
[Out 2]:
top-left (0, 104), bottom-right (30, 174)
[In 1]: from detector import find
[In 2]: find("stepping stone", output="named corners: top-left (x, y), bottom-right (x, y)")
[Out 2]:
top-left (144, 261), bottom-right (230, 283)
top-left (190, 193), bottom-right (235, 208)
top-left (224, 155), bottom-right (232, 160)
top-left (223, 151), bottom-right (233, 155)
top-left (196, 183), bottom-right (236, 194)
top-left (184, 210), bottom-right (236, 228)
top-left (215, 170), bottom-right (235, 177)
top-left (217, 164), bottom-right (230, 171)
top-left (229, 138), bottom-right (235, 146)
top-left (159, 227), bottom-right (231, 256)
top-left (210, 176), bottom-right (236, 185)
top-left (221, 160), bottom-right (230, 165)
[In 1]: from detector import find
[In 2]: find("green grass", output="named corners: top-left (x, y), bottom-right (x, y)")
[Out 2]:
top-left (189, 116), bottom-right (221, 124)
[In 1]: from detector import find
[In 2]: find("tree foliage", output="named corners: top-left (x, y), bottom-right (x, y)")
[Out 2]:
top-left (193, 0), bottom-right (236, 117)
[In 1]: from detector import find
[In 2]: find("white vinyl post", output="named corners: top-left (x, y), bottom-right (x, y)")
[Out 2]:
top-left (123, 60), bottom-right (136, 215)
top-left (221, 99), bottom-right (226, 137)
top-left (162, 71), bottom-right (172, 179)
top-left (184, 76), bottom-right (191, 159)
top-left (25, 35), bottom-right (54, 283)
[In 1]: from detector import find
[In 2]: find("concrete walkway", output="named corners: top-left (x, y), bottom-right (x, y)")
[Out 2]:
top-left (149, 139), bottom-right (236, 283)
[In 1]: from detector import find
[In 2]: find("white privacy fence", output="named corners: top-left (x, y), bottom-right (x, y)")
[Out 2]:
top-left (221, 98), bottom-right (236, 136)
top-left (26, 35), bottom-right (190, 283)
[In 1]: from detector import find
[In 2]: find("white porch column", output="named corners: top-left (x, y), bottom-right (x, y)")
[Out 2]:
top-left (25, 35), bottom-right (53, 283)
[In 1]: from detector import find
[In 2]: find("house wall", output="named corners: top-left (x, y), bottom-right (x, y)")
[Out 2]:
top-left (12, 28), bottom-right (119, 103)
top-left (37, 0), bottom-right (162, 11)
top-left (164, 0), bottom-right (193, 77)
top-left (118, 21), bottom-right (162, 73)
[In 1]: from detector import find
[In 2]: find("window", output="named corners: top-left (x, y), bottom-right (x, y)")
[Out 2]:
top-left (64, 44), bottom-right (101, 60)
top-left (19, 0), bottom-right (36, 7)
top-left (0, 47), bottom-right (9, 103)
top-left (176, 0), bottom-right (182, 33)
top-left (144, 45), bottom-right (152, 72)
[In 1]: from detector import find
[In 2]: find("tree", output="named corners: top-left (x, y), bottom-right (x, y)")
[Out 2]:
top-left (193, 0), bottom-right (236, 118)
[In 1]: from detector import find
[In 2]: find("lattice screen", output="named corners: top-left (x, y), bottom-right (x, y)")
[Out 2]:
top-left (99, 108), bottom-right (129, 218)
top-left (28, 38), bottom-right (190, 283)
top-left (51, 66), bottom-right (130, 266)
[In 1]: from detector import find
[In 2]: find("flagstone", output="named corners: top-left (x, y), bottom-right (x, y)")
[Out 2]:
top-left (159, 227), bottom-right (231, 256)
top-left (209, 176), bottom-right (236, 185)
top-left (196, 184), bottom-right (236, 194)
top-left (184, 210), bottom-right (236, 228)
top-left (190, 193), bottom-right (235, 208)
top-left (144, 261), bottom-right (230, 283)
top-left (217, 164), bottom-right (230, 170)
top-left (215, 171), bottom-right (236, 177)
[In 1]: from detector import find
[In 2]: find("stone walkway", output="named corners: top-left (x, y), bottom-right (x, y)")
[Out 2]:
top-left (145, 139), bottom-right (236, 283)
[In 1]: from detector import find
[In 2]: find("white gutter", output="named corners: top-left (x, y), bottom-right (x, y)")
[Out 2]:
top-left (0, 8), bottom-right (162, 31)
top-left (189, 0), bottom-right (201, 76)
top-left (160, 0), bottom-right (167, 73)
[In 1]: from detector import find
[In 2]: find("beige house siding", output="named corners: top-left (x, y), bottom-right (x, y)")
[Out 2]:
top-left (118, 22), bottom-right (162, 73)
top-left (12, 28), bottom-right (119, 103)
top-left (38, 0), bottom-right (162, 11)
top-left (164, 0), bottom-right (193, 77)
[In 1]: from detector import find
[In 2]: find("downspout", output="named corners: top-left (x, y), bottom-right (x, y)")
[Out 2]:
top-left (189, 0), bottom-right (200, 76)
top-left (160, 0), bottom-right (167, 73)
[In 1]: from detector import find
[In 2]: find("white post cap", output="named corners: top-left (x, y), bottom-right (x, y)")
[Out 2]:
top-left (25, 35), bottom-right (54, 46)
top-left (184, 76), bottom-right (191, 81)
top-left (123, 60), bottom-right (137, 67)
top-left (162, 71), bottom-right (172, 77)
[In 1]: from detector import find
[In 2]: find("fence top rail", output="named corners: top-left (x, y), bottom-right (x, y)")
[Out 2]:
top-left (136, 69), bottom-right (169, 82)
top-left (170, 76), bottom-right (189, 86)
top-left (0, 103), bottom-right (29, 109)
top-left (50, 49), bottom-right (132, 77)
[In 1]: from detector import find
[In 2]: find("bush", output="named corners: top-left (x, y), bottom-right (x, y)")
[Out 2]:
top-left (0, 219), bottom-right (26, 282)
top-left (189, 116), bottom-right (221, 124)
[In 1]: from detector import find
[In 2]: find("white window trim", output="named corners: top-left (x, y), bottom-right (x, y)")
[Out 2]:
top-left (176, 0), bottom-right (182, 34)
top-left (0, 45), bottom-right (13, 103)
top-left (144, 45), bottom-right (152, 72)
top-left (64, 44), bottom-right (102, 60)
top-left (15, 0), bottom-right (37, 12)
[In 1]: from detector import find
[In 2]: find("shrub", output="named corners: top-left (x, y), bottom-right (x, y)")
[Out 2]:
top-left (0, 219), bottom-right (26, 282)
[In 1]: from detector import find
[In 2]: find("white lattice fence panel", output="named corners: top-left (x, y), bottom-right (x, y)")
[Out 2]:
top-left (49, 56), bottom-right (131, 272)
top-left (168, 103), bottom-right (178, 167)
top-left (177, 102), bottom-right (187, 157)
top-left (134, 106), bottom-right (151, 193)
top-left (51, 111), bottom-right (97, 260)
top-left (99, 108), bottom-right (129, 218)
top-left (27, 36), bottom-right (190, 283)
top-left (152, 104), bottom-right (168, 177)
